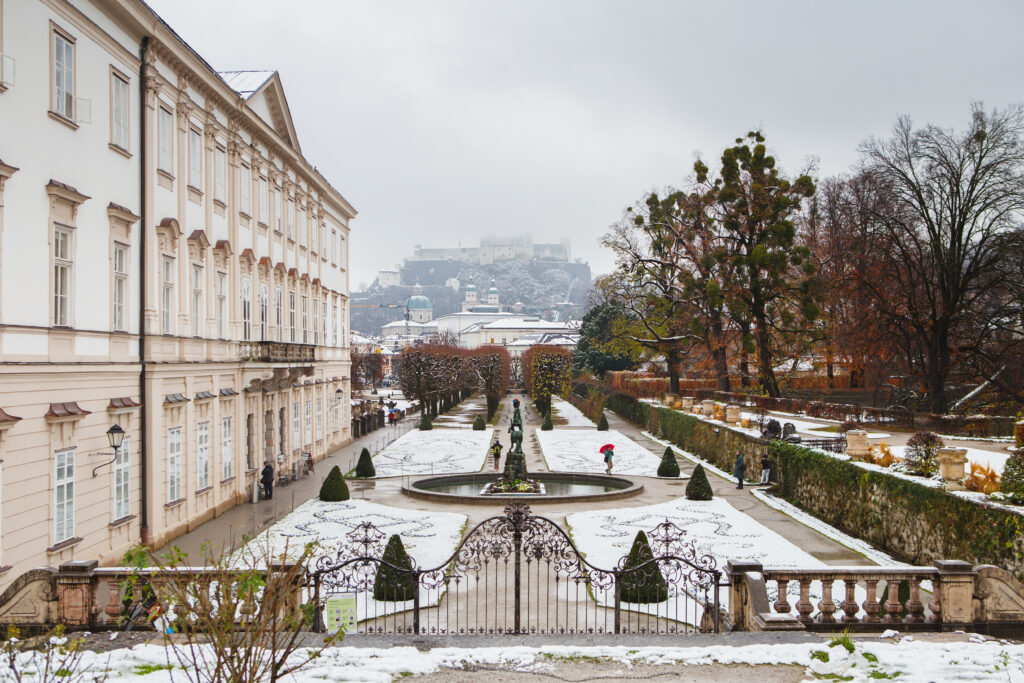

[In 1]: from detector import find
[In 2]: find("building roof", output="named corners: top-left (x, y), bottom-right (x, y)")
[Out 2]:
top-left (218, 70), bottom-right (276, 99)
top-left (480, 318), bottom-right (576, 330)
top-left (380, 319), bottom-right (437, 330)
top-left (406, 295), bottom-right (433, 310)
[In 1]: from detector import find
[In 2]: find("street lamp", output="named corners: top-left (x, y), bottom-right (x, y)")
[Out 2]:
top-left (92, 423), bottom-right (128, 477)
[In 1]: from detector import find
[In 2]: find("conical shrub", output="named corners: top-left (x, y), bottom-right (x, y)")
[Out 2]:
top-left (419, 413), bottom-right (433, 431)
top-left (472, 415), bottom-right (486, 430)
top-left (541, 410), bottom-right (553, 431)
top-left (354, 447), bottom-right (376, 478)
top-left (657, 446), bottom-right (680, 478)
top-left (320, 465), bottom-right (350, 502)
top-left (373, 534), bottom-right (417, 602)
top-left (685, 464), bottom-right (713, 500)
top-left (619, 531), bottom-right (668, 603)
top-left (597, 413), bottom-right (609, 431)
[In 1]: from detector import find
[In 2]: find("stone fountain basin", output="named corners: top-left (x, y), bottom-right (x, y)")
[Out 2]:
top-left (402, 472), bottom-right (643, 505)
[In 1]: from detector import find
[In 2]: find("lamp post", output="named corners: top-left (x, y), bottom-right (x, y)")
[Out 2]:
top-left (92, 423), bottom-right (128, 477)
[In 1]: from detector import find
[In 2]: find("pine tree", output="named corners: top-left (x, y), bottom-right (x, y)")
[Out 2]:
top-left (373, 534), bottom-right (417, 602)
top-left (685, 464), bottom-right (713, 500)
top-left (619, 531), bottom-right (668, 603)
top-left (541, 410), bottom-right (553, 431)
top-left (597, 413), bottom-right (609, 431)
top-left (472, 415), bottom-right (486, 430)
top-left (1001, 450), bottom-right (1024, 499)
top-left (419, 413), bottom-right (433, 431)
top-left (319, 465), bottom-right (350, 502)
top-left (355, 447), bottom-right (376, 478)
top-left (657, 446), bottom-right (680, 477)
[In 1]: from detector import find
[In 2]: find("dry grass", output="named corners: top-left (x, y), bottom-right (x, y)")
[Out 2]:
top-left (963, 462), bottom-right (1001, 494)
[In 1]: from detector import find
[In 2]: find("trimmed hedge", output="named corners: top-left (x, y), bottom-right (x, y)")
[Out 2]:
top-left (373, 534), bottom-right (417, 601)
top-left (541, 410), bottom-right (553, 431)
top-left (419, 413), bottom-right (433, 431)
top-left (657, 446), bottom-right (680, 478)
top-left (619, 531), bottom-right (668, 603)
top-left (597, 413), bottom-right (609, 431)
top-left (320, 465), bottom-right (350, 502)
top-left (354, 448), bottom-right (376, 478)
top-left (685, 465), bottom-right (713, 500)
top-left (472, 415), bottom-right (486, 430)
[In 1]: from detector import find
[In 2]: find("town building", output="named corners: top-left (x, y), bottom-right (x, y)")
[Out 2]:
top-left (0, 0), bottom-right (353, 586)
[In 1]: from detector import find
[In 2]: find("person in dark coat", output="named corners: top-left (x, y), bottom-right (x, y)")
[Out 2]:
top-left (261, 461), bottom-right (274, 500)
top-left (492, 439), bottom-right (503, 472)
top-left (759, 454), bottom-right (771, 484)
top-left (733, 452), bottom-right (746, 490)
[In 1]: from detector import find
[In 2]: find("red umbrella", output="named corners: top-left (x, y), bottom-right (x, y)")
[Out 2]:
top-left (599, 444), bottom-right (615, 453)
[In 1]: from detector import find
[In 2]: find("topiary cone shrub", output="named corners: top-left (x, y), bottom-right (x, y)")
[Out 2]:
top-left (419, 413), bottom-right (433, 431)
top-left (472, 415), bottom-right (486, 430)
top-left (373, 534), bottom-right (417, 602)
top-left (597, 413), bottom-right (609, 431)
top-left (320, 465), bottom-right (350, 502)
top-left (619, 531), bottom-right (668, 603)
top-left (657, 446), bottom-right (680, 478)
top-left (354, 447), bottom-right (376, 478)
top-left (541, 410), bottom-right (553, 431)
top-left (685, 464), bottom-right (713, 500)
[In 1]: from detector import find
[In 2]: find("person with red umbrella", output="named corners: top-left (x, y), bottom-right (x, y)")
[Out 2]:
top-left (600, 443), bottom-right (615, 475)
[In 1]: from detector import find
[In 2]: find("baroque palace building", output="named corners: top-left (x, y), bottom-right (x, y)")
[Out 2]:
top-left (0, 0), bottom-right (354, 586)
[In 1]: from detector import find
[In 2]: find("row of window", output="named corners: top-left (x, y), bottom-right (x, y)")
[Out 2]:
top-left (54, 437), bottom-right (130, 544)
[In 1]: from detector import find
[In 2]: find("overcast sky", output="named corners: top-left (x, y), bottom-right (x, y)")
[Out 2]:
top-left (148, 0), bottom-right (1024, 288)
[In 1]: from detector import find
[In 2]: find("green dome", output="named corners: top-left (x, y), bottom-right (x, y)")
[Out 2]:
top-left (406, 295), bottom-right (433, 311)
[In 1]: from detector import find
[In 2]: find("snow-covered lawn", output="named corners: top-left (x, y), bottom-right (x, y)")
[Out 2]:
top-left (567, 497), bottom-right (859, 625)
top-left (233, 498), bottom-right (466, 622)
top-left (39, 635), bottom-right (1024, 682)
top-left (740, 411), bottom-right (891, 439)
top-left (536, 428), bottom-right (662, 475)
top-left (550, 396), bottom-right (595, 427)
top-left (372, 428), bottom-right (493, 476)
top-left (888, 444), bottom-right (1012, 475)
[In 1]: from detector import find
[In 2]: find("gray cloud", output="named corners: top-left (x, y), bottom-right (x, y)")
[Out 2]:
top-left (147, 0), bottom-right (1024, 287)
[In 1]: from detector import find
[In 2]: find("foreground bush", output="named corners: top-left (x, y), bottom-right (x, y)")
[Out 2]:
top-left (541, 410), bottom-right (553, 431)
top-left (354, 448), bottom-right (376, 478)
top-left (685, 464), bottom-right (713, 500)
top-left (904, 431), bottom-right (943, 477)
top-left (597, 413), bottom-right (609, 431)
top-left (619, 531), bottom-right (668, 603)
top-left (320, 465), bottom-right (350, 501)
top-left (419, 413), bottom-right (433, 430)
top-left (373, 534), bottom-right (417, 601)
top-left (657, 446), bottom-right (680, 477)
top-left (472, 415), bottom-right (486, 430)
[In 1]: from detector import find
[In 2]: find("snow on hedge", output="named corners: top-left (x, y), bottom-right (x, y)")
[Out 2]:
top-left (536, 428), bottom-right (662, 475)
top-left (372, 428), bottom-right (493, 476)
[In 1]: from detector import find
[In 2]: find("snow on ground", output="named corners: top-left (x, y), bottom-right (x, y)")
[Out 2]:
top-left (536, 428), bottom-right (662, 475)
top-left (54, 635), bottom-right (1024, 682)
top-left (567, 497), bottom-right (859, 625)
top-left (740, 411), bottom-right (891, 439)
top-left (372, 428), bottom-right (493, 476)
top-left (550, 396), bottom-right (595, 427)
top-left (888, 444), bottom-right (1011, 474)
top-left (233, 498), bottom-right (466, 622)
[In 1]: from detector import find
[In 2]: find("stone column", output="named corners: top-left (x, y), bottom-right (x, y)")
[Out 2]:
top-left (936, 448), bottom-right (968, 489)
top-left (724, 559), bottom-right (763, 631)
top-left (56, 561), bottom-right (98, 628)
top-left (845, 430), bottom-right (870, 461)
top-left (932, 560), bottom-right (977, 629)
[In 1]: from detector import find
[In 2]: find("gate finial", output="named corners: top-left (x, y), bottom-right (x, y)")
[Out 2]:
top-left (503, 500), bottom-right (532, 527)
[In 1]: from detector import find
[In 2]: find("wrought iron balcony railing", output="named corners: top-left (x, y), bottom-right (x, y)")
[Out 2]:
top-left (239, 341), bottom-right (316, 363)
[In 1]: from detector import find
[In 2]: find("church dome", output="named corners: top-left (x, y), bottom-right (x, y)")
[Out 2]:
top-left (487, 280), bottom-right (499, 295)
top-left (406, 295), bottom-right (433, 311)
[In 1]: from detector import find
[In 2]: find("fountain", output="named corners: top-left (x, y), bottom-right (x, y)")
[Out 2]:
top-left (403, 399), bottom-right (643, 504)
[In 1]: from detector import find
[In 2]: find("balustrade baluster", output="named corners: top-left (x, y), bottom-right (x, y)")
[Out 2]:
top-left (796, 579), bottom-right (814, 624)
top-left (104, 575), bottom-right (123, 625)
top-left (883, 579), bottom-right (903, 623)
top-left (906, 578), bottom-right (926, 623)
top-left (773, 579), bottom-right (791, 614)
top-left (817, 578), bottom-right (836, 624)
top-left (863, 579), bottom-right (880, 622)
top-left (841, 580), bottom-right (859, 622)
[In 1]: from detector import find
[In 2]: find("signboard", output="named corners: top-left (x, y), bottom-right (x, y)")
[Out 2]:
top-left (325, 593), bottom-right (358, 634)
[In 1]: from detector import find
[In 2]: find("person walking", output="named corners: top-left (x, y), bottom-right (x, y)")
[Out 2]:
top-left (261, 460), bottom-right (275, 500)
top-left (601, 444), bottom-right (615, 475)
top-left (759, 454), bottom-right (771, 485)
top-left (733, 452), bottom-right (746, 489)
top-left (492, 438), bottom-right (503, 472)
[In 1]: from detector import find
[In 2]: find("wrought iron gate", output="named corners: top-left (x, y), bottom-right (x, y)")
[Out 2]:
top-left (309, 501), bottom-right (722, 635)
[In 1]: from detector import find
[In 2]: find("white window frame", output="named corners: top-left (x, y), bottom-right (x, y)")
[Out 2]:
top-left (191, 264), bottom-right (203, 337)
top-left (241, 277), bottom-right (252, 341)
top-left (54, 448), bottom-right (75, 543)
top-left (258, 176), bottom-right (268, 224)
top-left (322, 301), bottom-right (328, 347)
top-left (188, 126), bottom-right (202, 189)
top-left (312, 299), bottom-right (319, 345)
top-left (216, 271), bottom-right (227, 339)
top-left (332, 302), bottom-right (339, 346)
top-left (304, 401), bottom-right (312, 446)
top-left (289, 292), bottom-right (296, 343)
top-left (113, 435), bottom-right (130, 520)
top-left (221, 417), bottom-right (233, 481)
top-left (196, 422), bottom-right (210, 491)
top-left (161, 256), bottom-right (174, 335)
top-left (111, 70), bottom-right (129, 150)
top-left (275, 287), bottom-right (283, 342)
top-left (274, 186), bottom-right (282, 232)
top-left (316, 396), bottom-right (323, 440)
top-left (214, 145), bottom-right (226, 203)
top-left (301, 296), bottom-right (308, 343)
top-left (240, 163), bottom-right (252, 215)
top-left (113, 243), bottom-right (128, 332)
top-left (53, 225), bottom-right (73, 327)
top-left (167, 427), bottom-right (182, 502)
top-left (292, 402), bottom-right (300, 451)
top-left (259, 283), bottom-right (268, 341)
top-left (286, 197), bottom-right (294, 237)
top-left (52, 28), bottom-right (75, 120)
top-left (158, 106), bottom-right (174, 173)
top-left (333, 394), bottom-right (340, 433)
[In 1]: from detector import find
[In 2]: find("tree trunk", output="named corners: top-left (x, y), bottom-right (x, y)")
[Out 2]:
top-left (709, 316), bottom-right (730, 391)
top-left (750, 289), bottom-right (780, 397)
top-left (739, 321), bottom-right (751, 388)
top-left (666, 348), bottom-right (681, 395)
top-left (925, 324), bottom-right (951, 413)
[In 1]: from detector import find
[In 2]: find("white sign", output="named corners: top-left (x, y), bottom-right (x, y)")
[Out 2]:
top-left (325, 592), bottom-right (357, 634)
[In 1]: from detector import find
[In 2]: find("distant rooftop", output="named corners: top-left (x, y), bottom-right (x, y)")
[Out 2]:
top-left (218, 70), bottom-right (275, 99)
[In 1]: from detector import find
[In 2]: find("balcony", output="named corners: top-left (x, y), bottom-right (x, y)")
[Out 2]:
top-left (239, 341), bottom-right (316, 363)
